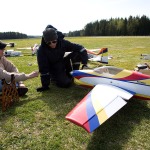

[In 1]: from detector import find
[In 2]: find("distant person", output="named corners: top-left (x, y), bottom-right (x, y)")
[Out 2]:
top-left (0, 41), bottom-right (39, 96)
top-left (36, 25), bottom-right (89, 92)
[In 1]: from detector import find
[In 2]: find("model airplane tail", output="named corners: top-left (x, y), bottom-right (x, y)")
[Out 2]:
top-left (86, 48), bottom-right (108, 63)
top-left (66, 84), bottom-right (134, 133)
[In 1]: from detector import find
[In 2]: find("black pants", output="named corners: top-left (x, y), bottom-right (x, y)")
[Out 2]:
top-left (50, 52), bottom-right (81, 88)
top-left (64, 51), bottom-right (81, 75)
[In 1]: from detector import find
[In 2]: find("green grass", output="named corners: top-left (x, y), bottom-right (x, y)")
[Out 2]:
top-left (0, 37), bottom-right (150, 150)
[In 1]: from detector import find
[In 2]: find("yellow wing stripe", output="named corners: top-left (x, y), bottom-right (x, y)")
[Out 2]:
top-left (97, 109), bottom-right (108, 124)
top-left (113, 70), bottom-right (132, 78)
top-left (138, 79), bottom-right (150, 84)
top-left (74, 78), bottom-right (92, 86)
top-left (90, 87), bottom-right (109, 124)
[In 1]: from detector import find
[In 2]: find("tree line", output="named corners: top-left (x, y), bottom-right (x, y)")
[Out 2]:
top-left (67, 15), bottom-right (150, 36)
top-left (0, 32), bottom-right (27, 39)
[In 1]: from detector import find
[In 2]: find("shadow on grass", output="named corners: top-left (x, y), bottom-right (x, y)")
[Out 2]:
top-left (37, 84), bottom-right (90, 119)
top-left (34, 86), bottom-right (150, 149)
top-left (86, 99), bottom-right (150, 150)
top-left (1, 84), bottom-right (89, 113)
top-left (0, 85), bottom-right (149, 149)
top-left (0, 84), bottom-right (86, 116)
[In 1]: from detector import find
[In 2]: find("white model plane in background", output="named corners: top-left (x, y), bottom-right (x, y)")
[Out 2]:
top-left (86, 48), bottom-right (108, 63)
top-left (17, 44), bottom-right (39, 56)
top-left (4, 50), bottom-right (22, 57)
top-left (141, 54), bottom-right (150, 60)
top-left (64, 48), bottom-right (109, 63)
top-left (6, 42), bottom-right (15, 47)
top-left (134, 63), bottom-right (150, 75)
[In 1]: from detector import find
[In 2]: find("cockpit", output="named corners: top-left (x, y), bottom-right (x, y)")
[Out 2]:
top-left (93, 66), bottom-right (123, 77)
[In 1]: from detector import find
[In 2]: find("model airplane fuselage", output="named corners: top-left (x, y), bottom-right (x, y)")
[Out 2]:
top-left (64, 48), bottom-right (108, 63)
top-left (141, 54), bottom-right (150, 60)
top-left (86, 48), bottom-right (108, 63)
top-left (72, 66), bottom-right (150, 100)
top-left (17, 44), bottom-right (39, 56)
top-left (66, 66), bottom-right (150, 133)
top-left (4, 50), bottom-right (22, 57)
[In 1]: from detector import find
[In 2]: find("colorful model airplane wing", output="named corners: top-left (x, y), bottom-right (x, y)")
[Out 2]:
top-left (66, 84), bottom-right (134, 133)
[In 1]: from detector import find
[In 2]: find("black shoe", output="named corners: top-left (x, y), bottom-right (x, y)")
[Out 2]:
top-left (36, 86), bottom-right (49, 92)
top-left (18, 87), bottom-right (28, 96)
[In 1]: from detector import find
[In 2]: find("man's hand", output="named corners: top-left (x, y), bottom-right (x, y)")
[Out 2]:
top-left (28, 71), bottom-right (39, 78)
top-left (81, 64), bottom-right (90, 70)
top-left (36, 86), bottom-right (49, 92)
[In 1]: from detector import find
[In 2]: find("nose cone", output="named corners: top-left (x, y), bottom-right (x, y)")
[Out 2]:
top-left (70, 71), bottom-right (73, 76)
top-left (70, 70), bottom-right (81, 78)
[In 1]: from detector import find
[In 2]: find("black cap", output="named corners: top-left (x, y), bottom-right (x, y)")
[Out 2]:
top-left (43, 28), bottom-right (58, 43)
top-left (0, 41), bottom-right (7, 49)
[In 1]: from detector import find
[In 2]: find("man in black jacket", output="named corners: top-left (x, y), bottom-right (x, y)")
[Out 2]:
top-left (36, 25), bottom-right (88, 92)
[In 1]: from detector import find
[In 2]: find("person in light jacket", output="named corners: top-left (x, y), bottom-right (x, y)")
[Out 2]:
top-left (0, 41), bottom-right (39, 96)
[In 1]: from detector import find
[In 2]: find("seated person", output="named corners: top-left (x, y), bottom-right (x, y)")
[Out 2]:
top-left (0, 41), bottom-right (39, 96)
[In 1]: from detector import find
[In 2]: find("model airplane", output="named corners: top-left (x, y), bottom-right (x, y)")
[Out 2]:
top-left (64, 48), bottom-right (108, 63)
top-left (4, 50), bottom-right (22, 57)
top-left (141, 54), bottom-right (150, 60)
top-left (66, 66), bottom-right (150, 133)
top-left (134, 63), bottom-right (150, 75)
top-left (17, 44), bottom-right (39, 55)
top-left (31, 44), bottom-right (39, 55)
top-left (86, 48), bottom-right (108, 63)
top-left (6, 42), bottom-right (15, 47)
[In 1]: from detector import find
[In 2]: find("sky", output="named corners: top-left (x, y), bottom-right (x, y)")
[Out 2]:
top-left (1, 0), bottom-right (150, 36)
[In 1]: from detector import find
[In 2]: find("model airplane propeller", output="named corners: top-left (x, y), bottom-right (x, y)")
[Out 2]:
top-left (66, 66), bottom-right (150, 133)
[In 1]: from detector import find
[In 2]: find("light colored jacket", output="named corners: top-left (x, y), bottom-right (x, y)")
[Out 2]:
top-left (0, 56), bottom-right (29, 82)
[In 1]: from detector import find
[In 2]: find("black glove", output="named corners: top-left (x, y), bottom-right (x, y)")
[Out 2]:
top-left (81, 64), bottom-right (90, 70)
top-left (36, 86), bottom-right (49, 92)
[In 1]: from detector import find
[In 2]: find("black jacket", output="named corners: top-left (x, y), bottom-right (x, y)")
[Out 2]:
top-left (37, 27), bottom-right (88, 88)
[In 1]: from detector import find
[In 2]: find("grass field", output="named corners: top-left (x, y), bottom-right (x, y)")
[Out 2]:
top-left (0, 37), bottom-right (150, 150)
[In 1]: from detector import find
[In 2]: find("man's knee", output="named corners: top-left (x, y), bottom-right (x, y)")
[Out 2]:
top-left (56, 78), bottom-right (72, 88)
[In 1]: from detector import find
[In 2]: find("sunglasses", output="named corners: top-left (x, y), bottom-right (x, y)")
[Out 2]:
top-left (47, 40), bottom-right (57, 45)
